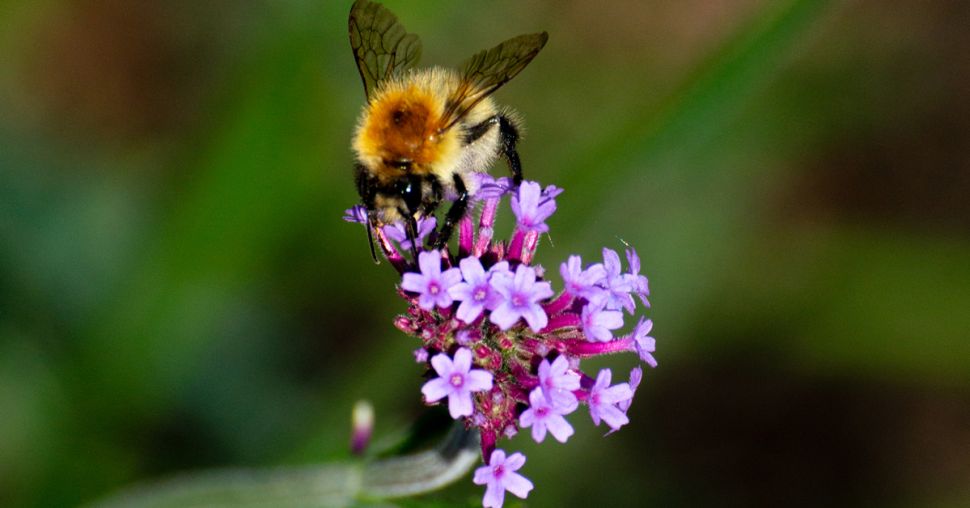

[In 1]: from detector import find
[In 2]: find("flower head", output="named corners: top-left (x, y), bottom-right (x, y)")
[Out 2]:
top-left (345, 176), bottom-right (657, 507)
top-left (421, 348), bottom-right (493, 419)
top-left (473, 449), bottom-right (533, 508)
top-left (400, 251), bottom-right (462, 310)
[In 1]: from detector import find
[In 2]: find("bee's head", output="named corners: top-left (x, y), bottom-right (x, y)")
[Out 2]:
top-left (354, 85), bottom-right (451, 179)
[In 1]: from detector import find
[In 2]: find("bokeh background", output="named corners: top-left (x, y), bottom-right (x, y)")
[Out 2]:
top-left (2, 0), bottom-right (969, 506)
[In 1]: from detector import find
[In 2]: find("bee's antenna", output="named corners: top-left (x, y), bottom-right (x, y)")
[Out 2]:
top-left (366, 218), bottom-right (380, 265)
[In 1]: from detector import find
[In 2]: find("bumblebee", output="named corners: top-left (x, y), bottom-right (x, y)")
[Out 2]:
top-left (348, 0), bottom-right (548, 259)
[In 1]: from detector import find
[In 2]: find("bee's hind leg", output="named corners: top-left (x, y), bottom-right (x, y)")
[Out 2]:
top-left (497, 115), bottom-right (523, 185)
top-left (433, 174), bottom-right (469, 250)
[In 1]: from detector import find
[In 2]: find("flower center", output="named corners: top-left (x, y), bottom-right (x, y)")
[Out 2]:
top-left (449, 373), bottom-right (464, 387)
top-left (511, 293), bottom-right (526, 307)
top-left (492, 464), bottom-right (505, 479)
top-left (428, 282), bottom-right (440, 295)
top-left (536, 406), bottom-right (549, 417)
top-left (591, 393), bottom-right (601, 405)
top-left (473, 287), bottom-right (487, 302)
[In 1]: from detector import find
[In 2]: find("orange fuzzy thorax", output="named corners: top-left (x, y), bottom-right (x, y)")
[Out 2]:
top-left (353, 82), bottom-right (459, 183)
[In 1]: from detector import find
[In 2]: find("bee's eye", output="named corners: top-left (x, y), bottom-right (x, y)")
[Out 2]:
top-left (392, 158), bottom-right (412, 171)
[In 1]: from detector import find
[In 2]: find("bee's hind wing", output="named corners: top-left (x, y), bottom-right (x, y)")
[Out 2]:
top-left (441, 32), bottom-right (549, 131)
top-left (349, 0), bottom-right (423, 100)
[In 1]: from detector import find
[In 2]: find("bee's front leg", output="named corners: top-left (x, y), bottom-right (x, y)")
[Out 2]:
top-left (497, 115), bottom-right (523, 186)
top-left (433, 174), bottom-right (469, 250)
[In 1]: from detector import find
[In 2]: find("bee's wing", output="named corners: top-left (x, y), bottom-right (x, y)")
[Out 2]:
top-left (441, 32), bottom-right (549, 131)
top-left (348, 0), bottom-right (422, 101)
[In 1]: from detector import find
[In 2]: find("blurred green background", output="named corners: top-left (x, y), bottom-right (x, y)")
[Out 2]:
top-left (2, 0), bottom-right (969, 506)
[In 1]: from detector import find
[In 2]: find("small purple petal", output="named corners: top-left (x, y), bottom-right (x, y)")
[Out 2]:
top-left (632, 318), bottom-right (658, 367)
top-left (343, 205), bottom-right (368, 224)
top-left (474, 174), bottom-right (514, 200)
top-left (421, 378), bottom-right (450, 402)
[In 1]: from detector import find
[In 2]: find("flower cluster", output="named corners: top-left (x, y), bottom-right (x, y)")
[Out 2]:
top-left (344, 176), bottom-right (657, 507)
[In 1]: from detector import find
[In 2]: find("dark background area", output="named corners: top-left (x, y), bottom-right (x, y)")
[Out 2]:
top-left (1, 0), bottom-right (969, 506)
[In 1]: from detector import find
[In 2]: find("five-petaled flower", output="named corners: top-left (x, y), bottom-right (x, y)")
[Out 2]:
top-left (519, 387), bottom-right (576, 443)
top-left (588, 368), bottom-right (634, 431)
top-left (448, 257), bottom-right (506, 324)
top-left (400, 250), bottom-right (462, 310)
top-left (473, 449), bottom-right (534, 508)
top-left (510, 180), bottom-right (556, 233)
top-left (490, 264), bottom-right (554, 332)
top-left (421, 348), bottom-right (494, 419)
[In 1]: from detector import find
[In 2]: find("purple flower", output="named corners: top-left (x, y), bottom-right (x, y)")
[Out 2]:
top-left (343, 205), bottom-right (368, 224)
top-left (413, 348), bottom-right (429, 363)
top-left (384, 216), bottom-right (437, 251)
top-left (421, 348), bottom-right (493, 419)
top-left (473, 449), bottom-right (533, 508)
top-left (490, 265), bottom-right (554, 332)
top-left (511, 181), bottom-right (556, 233)
top-left (400, 251), bottom-right (462, 310)
top-left (538, 355), bottom-right (580, 409)
top-left (560, 255), bottom-right (607, 301)
top-left (588, 368), bottom-right (634, 431)
top-left (475, 174), bottom-right (515, 200)
top-left (632, 318), bottom-right (657, 368)
top-left (581, 301), bottom-right (624, 342)
top-left (519, 387), bottom-right (576, 443)
top-left (624, 248), bottom-right (650, 306)
top-left (601, 248), bottom-right (636, 314)
top-left (448, 256), bottom-right (503, 323)
top-left (608, 367), bottom-right (642, 436)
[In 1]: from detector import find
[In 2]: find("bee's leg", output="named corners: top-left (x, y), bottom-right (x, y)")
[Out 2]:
top-left (365, 217), bottom-right (379, 264)
top-left (423, 177), bottom-right (444, 246)
top-left (355, 163), bottom-right (381, 264)
top-left (433, 174), bottom-right (469, 250)
top-left (497, 115), bottom-right (523, 185)
top-left (404, 212), bottom-right (420, 261)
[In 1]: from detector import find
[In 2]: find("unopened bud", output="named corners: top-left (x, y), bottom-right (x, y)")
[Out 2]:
top-left (350, 400), bottom-right (374, 456)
